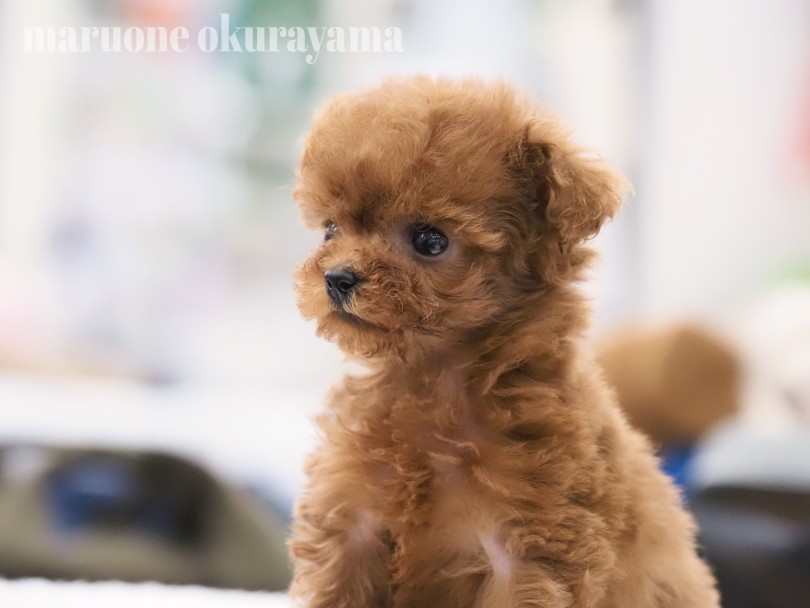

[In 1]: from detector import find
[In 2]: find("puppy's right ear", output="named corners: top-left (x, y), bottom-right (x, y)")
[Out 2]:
top-left (521, 120), bottom-right (629, 248)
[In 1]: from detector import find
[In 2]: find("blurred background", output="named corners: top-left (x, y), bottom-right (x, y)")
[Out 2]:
top-left (0, 0), bottom-right (809, 606)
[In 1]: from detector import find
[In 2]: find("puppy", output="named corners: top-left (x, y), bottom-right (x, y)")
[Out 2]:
top-left (290, 76), bottom-right (719, 608)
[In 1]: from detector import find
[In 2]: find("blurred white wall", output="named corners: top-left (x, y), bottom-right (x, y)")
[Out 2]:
top-left (0, 0), bottom-right (79, 359)
top-left (0, 1), bottom-right (72, 263)
top-left (642, 0), bottom-right (810, 319)
top-left (0, 0), bottom-right (808, 383)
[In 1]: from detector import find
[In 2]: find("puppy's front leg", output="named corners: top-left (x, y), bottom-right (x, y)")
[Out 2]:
top-left (476, 561), bottom-right (574, 608)
top-left (289, 469), bottom-right (391, 608)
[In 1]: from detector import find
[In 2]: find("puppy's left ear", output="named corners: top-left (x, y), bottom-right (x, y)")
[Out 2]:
top-left (523, 120), bottom-right (630, 246)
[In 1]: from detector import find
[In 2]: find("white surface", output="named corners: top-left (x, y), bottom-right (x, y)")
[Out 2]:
top-left (727, 284), bottom-right (810, 430)
top-left (0, 371), bottom-right (324, 504)
top-left (0, 578), bottom-right (291, 608)
top-left (691, 420), bottom-right (810, 492)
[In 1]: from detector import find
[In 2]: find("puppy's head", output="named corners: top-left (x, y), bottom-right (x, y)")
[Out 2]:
top-left (294, 76), bottom-right (628, 360)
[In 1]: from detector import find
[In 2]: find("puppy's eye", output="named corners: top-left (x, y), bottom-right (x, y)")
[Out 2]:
top-left (324, 221), bottom-right (338, 242)
top-left (410, 224), bottom-right (448, 257)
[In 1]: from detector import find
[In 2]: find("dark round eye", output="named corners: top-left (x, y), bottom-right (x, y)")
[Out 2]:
top-left (410, 224), bottom-right (448, 257)
top-left (324, 221), bottom-right (338, 242)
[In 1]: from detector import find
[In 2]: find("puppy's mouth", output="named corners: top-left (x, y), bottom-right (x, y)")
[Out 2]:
top-left (329, 304), bottom-right (397, 335)
top-left (332, 306), bottom-right (367, 327)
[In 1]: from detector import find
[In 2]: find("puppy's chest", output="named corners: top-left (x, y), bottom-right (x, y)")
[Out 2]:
top-left (357, 392), bottom-right (494, 529)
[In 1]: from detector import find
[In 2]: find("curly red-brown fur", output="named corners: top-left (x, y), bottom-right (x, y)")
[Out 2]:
top-left (289, 76), bottom-right (719, 608)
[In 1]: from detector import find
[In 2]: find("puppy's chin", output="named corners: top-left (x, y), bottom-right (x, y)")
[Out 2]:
top-left (315, 310), bottom-right (397, 358)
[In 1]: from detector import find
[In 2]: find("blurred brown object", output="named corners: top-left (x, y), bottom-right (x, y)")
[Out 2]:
top-left (598, 325), bottom-right (740, 445)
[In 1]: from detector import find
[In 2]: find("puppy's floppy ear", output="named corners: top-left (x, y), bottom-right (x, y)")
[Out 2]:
top-left (523, 120), bottom-right (629, 245)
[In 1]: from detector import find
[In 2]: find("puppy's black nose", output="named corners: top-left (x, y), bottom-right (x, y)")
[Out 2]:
top-left (325, 268), bottom-right (359, 304)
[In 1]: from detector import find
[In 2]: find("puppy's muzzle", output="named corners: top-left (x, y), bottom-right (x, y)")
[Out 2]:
top-left (325, 268), bottom-right (360, 306)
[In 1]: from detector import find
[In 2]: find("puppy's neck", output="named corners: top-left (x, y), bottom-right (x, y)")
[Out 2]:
top-left (377, 284), bottom-right (589, 397)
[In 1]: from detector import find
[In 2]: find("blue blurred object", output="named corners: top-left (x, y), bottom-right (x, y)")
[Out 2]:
top-left (46, 459), bottom-right (138, 531)
top-left (44, 455), bottom-right (195, 544)
top-left (659, 442), bottom-right (695, 491)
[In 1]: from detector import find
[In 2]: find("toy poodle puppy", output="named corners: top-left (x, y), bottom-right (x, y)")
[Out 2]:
top-left (289, 76), bottom-right (719, 608)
